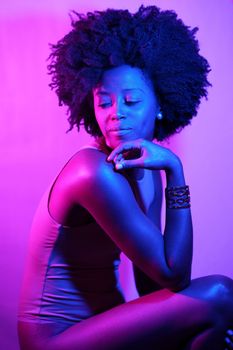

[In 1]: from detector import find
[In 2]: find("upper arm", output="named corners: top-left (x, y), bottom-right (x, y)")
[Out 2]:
top-left (69, 149), bottom-right (177, 288)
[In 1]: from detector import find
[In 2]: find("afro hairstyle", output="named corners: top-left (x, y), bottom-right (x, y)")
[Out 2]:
top-left (47, 5), bottom-right (211, 141)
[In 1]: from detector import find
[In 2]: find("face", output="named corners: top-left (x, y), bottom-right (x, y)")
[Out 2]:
top-left (93, 65), bottom-right (160, 149)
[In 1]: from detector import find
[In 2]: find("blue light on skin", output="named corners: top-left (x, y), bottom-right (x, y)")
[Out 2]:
top-left (92, 65), bottom-right (161, 152)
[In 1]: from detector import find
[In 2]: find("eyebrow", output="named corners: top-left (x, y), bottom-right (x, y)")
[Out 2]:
top-left (96, 88), bottom-right (145, 95)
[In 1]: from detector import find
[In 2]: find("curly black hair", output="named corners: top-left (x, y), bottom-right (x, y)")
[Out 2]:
top-left (47, 5), bottom-right (211, 141)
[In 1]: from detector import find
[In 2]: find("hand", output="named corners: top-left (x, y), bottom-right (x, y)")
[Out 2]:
top-left (225, 329), bottom-right (233, 349)
top-left (107, 138), bottom-right (180, 172)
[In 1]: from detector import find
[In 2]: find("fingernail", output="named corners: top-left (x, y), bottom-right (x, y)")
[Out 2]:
top-left (115, 163), bottom-right (123, 170)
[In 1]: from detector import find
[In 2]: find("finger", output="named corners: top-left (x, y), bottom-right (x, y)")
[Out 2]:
top-left (114, 153), bottom-right (123, 164)
top-left (226, 330), bottom-right (233, 349)
top-left (115, 158), bottom-right (144, 170)
top-left (225, 337), bottom-right (233, 349)
top-left (227, 329), bottom-right (233, 339)
top-left (107, 140), bottom-right (143, 161)
top-left (108, 144), bottom-right (137, 161)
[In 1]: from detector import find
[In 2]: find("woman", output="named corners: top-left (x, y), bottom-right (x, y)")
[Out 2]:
top-left (17, 5), bottom-right (233, 349)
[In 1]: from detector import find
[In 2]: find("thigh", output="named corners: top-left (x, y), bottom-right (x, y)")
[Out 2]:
top-left (18, 321), bottom-right (73, 350)
top-left (19, 275), bottom-right (232, 350)
top-left (48, 285), bottom-right (215, 350)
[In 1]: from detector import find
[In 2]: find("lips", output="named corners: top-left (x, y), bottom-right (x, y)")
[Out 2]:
top-left (108, 126), bottom-right (131, 132)
top-left (108, 127), bottom-right (132, 137)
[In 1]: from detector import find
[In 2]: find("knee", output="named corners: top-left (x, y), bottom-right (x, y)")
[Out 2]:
top-left (201, 275), bottom-right (233, 318)
top-left (182, 274), bottom-right (233, 323)
top-left (205, 275), bottom-right (233, 301)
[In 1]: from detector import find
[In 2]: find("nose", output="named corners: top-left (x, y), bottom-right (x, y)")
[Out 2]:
top-left (111, 99), bottom-right (126, 120)
top-left (110, 95), bottom-right (127, 120)
top-left (111, 112), bottom-right (126, 120)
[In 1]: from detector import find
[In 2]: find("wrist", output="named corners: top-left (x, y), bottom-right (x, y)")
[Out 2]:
top-left (165, 156), bottom-right (185, 187)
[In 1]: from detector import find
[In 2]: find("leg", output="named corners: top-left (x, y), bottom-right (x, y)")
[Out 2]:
top-left (181, 274), bottom-right (233, 349)
top-left (18, 274), bottom-right (233, 350)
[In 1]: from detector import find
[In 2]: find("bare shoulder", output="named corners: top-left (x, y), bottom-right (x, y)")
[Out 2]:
top-left (50, 146), bottom-right (134, 211)
top-left (57, 146), bottom-right (110, 182)
top-left (69, 147), bottom-right (134, 201)
top-left (67, 147), bottom-right (117, 183)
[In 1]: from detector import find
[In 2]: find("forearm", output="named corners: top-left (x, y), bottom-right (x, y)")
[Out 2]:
top-left (107, 139), bottom-right (193, 288)
top-left (163, 158), bottom-right (193, 287)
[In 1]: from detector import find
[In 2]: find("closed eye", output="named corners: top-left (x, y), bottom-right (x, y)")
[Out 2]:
top-left (125, 100), bottom-right (141, 105)
top-left (98, 101), bottom-right (141, 108)
top-left (98, 103), bottom-right (111, 108)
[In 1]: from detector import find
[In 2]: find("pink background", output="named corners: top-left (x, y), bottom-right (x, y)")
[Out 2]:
top-left (1, 1), bottom-right (233, 349)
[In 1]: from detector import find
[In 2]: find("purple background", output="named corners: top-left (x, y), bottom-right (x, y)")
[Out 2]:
top-left (1, 1), bottom-right (233, 349)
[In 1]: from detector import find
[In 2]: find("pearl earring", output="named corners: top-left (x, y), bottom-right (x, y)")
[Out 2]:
top-left (157, 112), bottom-right (163, 120)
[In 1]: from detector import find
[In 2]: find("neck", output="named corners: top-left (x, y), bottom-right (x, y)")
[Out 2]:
top-left (92, 136), bottom-right (112, 155)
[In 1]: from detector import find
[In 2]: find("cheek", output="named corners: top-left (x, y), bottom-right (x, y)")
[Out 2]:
top-left (135, 105), bottom-right (155, 127)
top-left (94, 109), bottom-right (107, 133)
top-left (134, 106), bottom-right (155, 137)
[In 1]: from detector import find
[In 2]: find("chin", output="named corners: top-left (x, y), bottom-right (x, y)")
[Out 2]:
top-left (106, 133), bottom-right (140, 149)
top-left (106, 139), bottom-right (119, 150)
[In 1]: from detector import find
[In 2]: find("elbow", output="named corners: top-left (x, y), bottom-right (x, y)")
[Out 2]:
top-left (168, 276), bottom-right (191, 292)
top-left (138, 259), bottom-right (192, 293)
top-left (161, 260), bottom-right (192, 292)
top-left (158, 270), bottom-right (191, 292)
